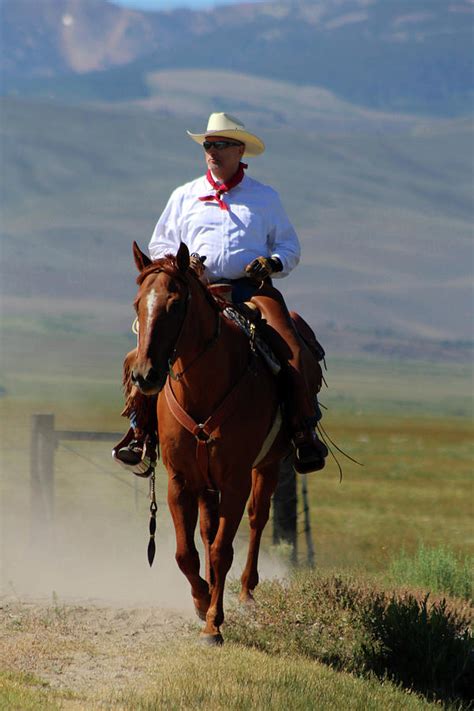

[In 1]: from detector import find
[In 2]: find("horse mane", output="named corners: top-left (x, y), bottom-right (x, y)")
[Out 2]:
top-left (136, 255), bottom-right (179, 286)
top-left (135, 255), bottom-right (221, 313)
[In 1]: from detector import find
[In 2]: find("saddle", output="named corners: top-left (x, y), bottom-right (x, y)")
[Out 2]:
top-left (208, 283), bottom-right (326, 376)
top-left (122, 283), bottom-right (326, 461)
top-left (223, 303), bottom-right (281, 375)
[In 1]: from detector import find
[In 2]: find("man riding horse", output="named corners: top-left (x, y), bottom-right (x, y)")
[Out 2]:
top-left (114, 112), bottom-right (328, 473)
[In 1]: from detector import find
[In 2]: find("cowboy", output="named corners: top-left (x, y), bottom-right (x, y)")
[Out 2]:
top-left (114, 112), bottom-right (328, 473)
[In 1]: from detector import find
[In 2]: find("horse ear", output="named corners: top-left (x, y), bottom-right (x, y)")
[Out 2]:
top-left (133, 242), bottom-right (151, 272)
top-left (176, 242), bottom-right (190, 273)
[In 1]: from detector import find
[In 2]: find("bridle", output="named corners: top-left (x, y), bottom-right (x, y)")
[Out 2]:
top-left (138, 263), bottom-right (221, 386)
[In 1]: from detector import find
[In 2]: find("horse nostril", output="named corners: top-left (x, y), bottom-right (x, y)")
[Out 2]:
top-left (131, 366), bottom-right (162, 392)
top-left (145, 367), bottom-right (159, 383)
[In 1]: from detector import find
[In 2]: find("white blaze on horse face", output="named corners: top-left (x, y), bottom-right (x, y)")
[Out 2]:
top-left (146, 288), bottom-right (158, 333)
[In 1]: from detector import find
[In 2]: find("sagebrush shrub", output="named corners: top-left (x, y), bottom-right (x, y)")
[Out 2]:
top-left (226, 571), bottom-right (473, 705)
top-left (359, 592), bottom-right (473, 701)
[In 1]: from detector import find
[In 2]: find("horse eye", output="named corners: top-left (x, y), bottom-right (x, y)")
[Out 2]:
top-left (167, 298), bottom-right (182, 312)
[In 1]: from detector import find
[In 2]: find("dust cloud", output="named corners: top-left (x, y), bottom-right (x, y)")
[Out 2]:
top-left (1, 443), bottom-right (288, 615)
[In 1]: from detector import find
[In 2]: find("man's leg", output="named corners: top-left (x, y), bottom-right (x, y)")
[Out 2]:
top-left (250, 286), bottom-right (328, 473)
top-left (112, 349), bottom-right (157, 472)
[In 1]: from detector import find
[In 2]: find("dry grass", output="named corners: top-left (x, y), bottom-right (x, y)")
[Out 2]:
top-left (0, 600), bottom-right (442, 711)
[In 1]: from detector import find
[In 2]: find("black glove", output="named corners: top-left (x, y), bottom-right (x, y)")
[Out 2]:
top-left (190, 253), bottom-right (207, 277)
top-left (245, 256), bottom-right (283, 279)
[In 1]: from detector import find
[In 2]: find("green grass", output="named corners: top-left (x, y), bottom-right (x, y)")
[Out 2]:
top-left (388, 544), bottom-right (473, 600)
top-left (0, 648), bottom-right (441, 711)
top-left (297, 413), bottom-right (473, 572)
top-left (322, 357), bottom-right (473, 418)
top-left (111, 642), bottom-right (440, 711)
top-left (0, 671), bottom-right (74, 710)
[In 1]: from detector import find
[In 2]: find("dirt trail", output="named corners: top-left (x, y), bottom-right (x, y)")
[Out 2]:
top-left (0, 598), bottom-right (193, 696)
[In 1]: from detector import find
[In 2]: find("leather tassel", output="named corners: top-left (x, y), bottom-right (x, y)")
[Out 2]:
top-left (147, 471), bottom-right (157, 566)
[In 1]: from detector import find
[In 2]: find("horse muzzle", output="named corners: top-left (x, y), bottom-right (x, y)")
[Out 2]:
top-left (131, 366), bottom-right (166, 395)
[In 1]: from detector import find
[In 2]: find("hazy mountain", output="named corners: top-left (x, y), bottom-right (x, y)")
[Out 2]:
top-left (2, 0), bottom-right (473, 116)
top-left (0, 0), bottom-right (161, 77)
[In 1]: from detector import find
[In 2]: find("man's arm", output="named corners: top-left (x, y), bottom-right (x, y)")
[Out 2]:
top-left (266, 190), bottom-right (301, 278)
top-left (148, 188), bottom-right (183, 260)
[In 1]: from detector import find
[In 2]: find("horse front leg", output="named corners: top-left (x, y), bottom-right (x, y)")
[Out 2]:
top-left (240, 463), bottom-right (279, 603)
top-left (201, 483), bottom-right (251, 644)
top-left (198, 490), bottom-right (220, 587)
top-left (167, 476), bottom-right (211, 621)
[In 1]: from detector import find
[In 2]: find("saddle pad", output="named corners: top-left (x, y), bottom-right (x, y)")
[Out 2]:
top-left (223, 306), bottom-right (281, 376)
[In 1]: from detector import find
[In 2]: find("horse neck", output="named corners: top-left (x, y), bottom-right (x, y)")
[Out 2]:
top-left (171, 279), bottom-right (247, 413)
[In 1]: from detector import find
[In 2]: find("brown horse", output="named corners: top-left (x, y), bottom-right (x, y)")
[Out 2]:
top-left (130, 241), bottom-right (313, 644)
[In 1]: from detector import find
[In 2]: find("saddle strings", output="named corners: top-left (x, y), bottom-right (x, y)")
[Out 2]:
top-left (316, 420), bottom-right (364, 483)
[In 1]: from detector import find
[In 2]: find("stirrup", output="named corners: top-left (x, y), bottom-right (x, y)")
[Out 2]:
top-left (112, 428), bottom-right (156, 478)
top-left (292, 429), bottom-right (328, 474)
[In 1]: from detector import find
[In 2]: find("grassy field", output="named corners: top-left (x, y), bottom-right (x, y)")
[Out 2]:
top-left (1, 340), bottom-right (472, 708)
top-left (0, 629), bottom-right (446, 711)
top-left (1, 338), bottom-right (472, 575)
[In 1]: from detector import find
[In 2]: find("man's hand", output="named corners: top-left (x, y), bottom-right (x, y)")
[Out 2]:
top-left (190, 253), bottom-right (207, 278)
top-left (245, 256), bottom-right (283, 280)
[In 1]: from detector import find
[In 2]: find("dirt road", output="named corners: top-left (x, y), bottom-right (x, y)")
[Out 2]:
top-left (0, 598), bottom-right (193, 697)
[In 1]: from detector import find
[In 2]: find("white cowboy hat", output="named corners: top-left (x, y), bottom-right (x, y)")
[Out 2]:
top-left (187, 112), bottom-right (265, 157)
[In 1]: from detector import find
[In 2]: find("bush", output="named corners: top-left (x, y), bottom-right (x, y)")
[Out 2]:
top-left (389, 544), bottom-right (473, 600)
top-left (226, 571), bottom-right (473, 706)
top-left (359, 592), bottom-right (474, 702)
top-left (227, 573), bottom-right (364, 670)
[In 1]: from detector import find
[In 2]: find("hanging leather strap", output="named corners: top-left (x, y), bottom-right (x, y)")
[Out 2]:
top-left (164, 364), bottom-right (252, 490)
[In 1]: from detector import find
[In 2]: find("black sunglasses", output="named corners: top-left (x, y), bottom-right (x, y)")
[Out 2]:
top-left (202, 140), bottom-right (243, 151)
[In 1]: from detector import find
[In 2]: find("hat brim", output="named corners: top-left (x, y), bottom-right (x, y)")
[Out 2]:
top-left (187, 129), bottom-right (265, 157)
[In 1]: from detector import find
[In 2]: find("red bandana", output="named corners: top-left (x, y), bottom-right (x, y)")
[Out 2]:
top-left (199, 162), bottom-right (248, 211)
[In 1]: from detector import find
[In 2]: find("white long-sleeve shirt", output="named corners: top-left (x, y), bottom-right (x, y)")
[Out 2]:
top-left (148, 173), bottom-right (300, 280)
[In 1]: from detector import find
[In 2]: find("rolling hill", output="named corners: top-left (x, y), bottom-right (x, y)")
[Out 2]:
top-left (1, 97), bottom-right (472, 359)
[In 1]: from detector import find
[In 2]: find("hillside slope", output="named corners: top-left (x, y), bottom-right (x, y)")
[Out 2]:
top-left (1, 98), bottom-right (472, 346)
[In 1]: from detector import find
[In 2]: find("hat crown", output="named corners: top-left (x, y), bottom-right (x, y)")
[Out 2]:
top-left (206, 112), bottom-right (245, 133)
top-left (187, 112), bottom-right (265, 157)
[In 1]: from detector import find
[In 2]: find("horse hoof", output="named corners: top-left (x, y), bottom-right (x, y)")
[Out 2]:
top-left (199, 632), bottom-right (224, 646)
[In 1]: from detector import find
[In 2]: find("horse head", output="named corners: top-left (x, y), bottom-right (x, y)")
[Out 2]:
top-left (131, 241), bottom-right (191, 394)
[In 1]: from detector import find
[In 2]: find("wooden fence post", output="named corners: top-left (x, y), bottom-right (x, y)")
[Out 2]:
top-left (301, 474), bottom-right (315, 567)
top-left (272, 455), bottom-right (297, 563)
top-left (30, 413), bottom-right (56, 541)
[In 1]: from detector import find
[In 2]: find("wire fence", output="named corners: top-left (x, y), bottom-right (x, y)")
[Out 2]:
top-left (30, 413), bottom-right (315, 565)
